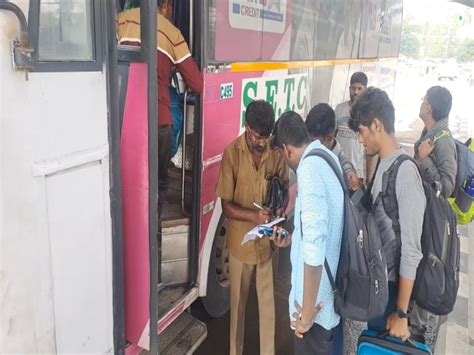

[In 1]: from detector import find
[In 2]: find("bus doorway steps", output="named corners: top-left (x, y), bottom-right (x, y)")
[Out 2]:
top-left (158, 285), bottom-right (188, 318)
top-left (158, 311), bottom-right (207, 354)
top-left (161, 224), bottom-right (189, 285)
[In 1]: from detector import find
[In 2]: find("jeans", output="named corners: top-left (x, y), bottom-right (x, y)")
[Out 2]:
top-left (170, 87), bottom-right (184, 157)
top-left (330, 320), bottom-right (344, 355)
top-left (410, 302), bottom-right (438, 344)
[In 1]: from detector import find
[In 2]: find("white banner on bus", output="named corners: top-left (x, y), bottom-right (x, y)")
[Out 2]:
top-left (240, 73), bottom-right (308, 133)
top-left (229, 0), bottom-right (287, 34)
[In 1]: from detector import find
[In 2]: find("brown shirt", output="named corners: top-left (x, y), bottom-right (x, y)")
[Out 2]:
top-left (216, 134), bottom-right (289, 264)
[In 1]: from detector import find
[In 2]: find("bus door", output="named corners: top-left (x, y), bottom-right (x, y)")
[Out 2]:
top-left (0, 1), bottom-right (116, 353)
top-left (117, 0), bottom-right (206, 352)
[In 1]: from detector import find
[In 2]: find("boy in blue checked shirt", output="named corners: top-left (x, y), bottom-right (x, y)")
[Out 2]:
top-left (271, 111), bottom-right (344, 355)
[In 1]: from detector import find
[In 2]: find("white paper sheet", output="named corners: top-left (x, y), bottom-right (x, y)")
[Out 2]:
top-left (241, 217), bottom-right (286, 245)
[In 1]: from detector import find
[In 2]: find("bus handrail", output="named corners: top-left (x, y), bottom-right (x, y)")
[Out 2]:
top-left (181, 90), bottom-right (190, 217)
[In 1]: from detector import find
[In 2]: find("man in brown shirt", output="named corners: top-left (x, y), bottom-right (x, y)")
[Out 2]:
top-left (216, 100), bottom-right (289, 355)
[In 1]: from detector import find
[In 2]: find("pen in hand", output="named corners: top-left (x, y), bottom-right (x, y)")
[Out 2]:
top-left (253, 202), bottom-right (271, 224)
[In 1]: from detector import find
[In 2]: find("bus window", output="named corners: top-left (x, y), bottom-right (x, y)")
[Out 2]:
top-left (360, 0), bottom-right (381, 59)
top-left (285, 1), bottom-right (361, 62)
top-left (28, 0), bottom-right (103, 71)
top-left (205, 0), bottom-right (364, 63)
top-left (38, 0), bottom-right (94, 61)
top-left (377, 0), bottom-right (403, 59)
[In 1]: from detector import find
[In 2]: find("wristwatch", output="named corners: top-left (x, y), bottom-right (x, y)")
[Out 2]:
top-left (395, 308), bottom-right (408, 319)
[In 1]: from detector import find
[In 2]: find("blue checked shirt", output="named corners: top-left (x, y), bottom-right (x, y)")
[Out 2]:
top-left (289, 140), bottom-right (344, 331)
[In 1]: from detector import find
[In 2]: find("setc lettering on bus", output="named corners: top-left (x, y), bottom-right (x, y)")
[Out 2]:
top-left (240, 74), bottom-right (308, 128)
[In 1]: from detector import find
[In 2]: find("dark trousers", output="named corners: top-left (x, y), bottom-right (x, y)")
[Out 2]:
top-left (293, 323), bottom-right (336, 355)
top-left (367, 281), bottom-right (398, 332)
top-left (157, 125), bottom-right (172, 283)
top-left (331, 320), bottom-right (344, 355)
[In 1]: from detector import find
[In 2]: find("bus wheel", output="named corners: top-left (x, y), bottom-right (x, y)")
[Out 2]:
top-left (201, 215), bottom-right (230, 318)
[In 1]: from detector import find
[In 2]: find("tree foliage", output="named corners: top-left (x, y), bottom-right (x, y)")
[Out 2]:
top-left (457, 40), bottom-right (474, 63)
top-left (401, 14), bottom-right (473, 62)
top-left (400, 20), bottom-right (421, 58)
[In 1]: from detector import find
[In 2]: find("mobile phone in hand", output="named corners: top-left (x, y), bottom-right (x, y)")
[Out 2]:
top-left (258, 226), bottom-right (287, 239)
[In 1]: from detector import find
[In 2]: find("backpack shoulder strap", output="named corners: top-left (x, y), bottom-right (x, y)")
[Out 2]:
top-left (433, 129), bottom-right (451, 144)
top-left (302, 148), bottom-right (344, 293)
top-left (380, 154), bottom-right (418, 235)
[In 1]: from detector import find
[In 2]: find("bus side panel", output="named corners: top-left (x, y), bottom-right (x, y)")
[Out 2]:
top-left (198, 71), bottom-right (264, 295)
top-left (198, 69), bottom-right (310, 293)
top-left (120, 63), bottom-right (151, 346)
top-left (199, 71), bottom-right (263, 250)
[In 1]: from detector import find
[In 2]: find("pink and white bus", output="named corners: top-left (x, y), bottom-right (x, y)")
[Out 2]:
top-left (1, 0), bottom-right (401, 353)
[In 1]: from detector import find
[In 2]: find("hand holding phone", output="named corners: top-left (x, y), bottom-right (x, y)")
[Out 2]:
top-left (269, 226), bottom-right (292, 248)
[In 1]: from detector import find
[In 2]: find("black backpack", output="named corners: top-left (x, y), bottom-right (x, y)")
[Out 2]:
top-left (381, 154), bottom-right (460, 315)
top-left (304, 149), bottom-right (389, 322)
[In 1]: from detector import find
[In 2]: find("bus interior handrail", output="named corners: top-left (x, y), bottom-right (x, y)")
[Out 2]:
top-left (181, 90), bottom-right (190, 217)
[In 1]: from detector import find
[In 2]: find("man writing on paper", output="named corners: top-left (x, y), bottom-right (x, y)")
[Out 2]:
top-left (216, 100), bottom-right (289, 355)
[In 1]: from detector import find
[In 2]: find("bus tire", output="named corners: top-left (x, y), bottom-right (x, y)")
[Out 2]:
top-left (200, 215), bottom-right (230, 318)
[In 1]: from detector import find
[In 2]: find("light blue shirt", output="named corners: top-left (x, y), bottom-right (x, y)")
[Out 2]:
top-left (289, 140), bottom-right (344, 331)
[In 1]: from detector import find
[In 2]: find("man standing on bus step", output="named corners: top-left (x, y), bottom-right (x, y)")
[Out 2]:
top-left (335, 72), bottom-right (372, 184)
top-left (216, 100), bottom-right (289, 355)
top-left (117, 0), bottom-right (203, 220)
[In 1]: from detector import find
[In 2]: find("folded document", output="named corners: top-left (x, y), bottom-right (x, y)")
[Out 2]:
top-left (241, 217), bottom-right (286, 245)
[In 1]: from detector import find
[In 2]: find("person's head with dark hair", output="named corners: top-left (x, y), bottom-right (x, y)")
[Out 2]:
top-left (419, 86), bottom-right (452, 123)
top-left (272, 111), bottom-right (311, 170)
top-left (349, 87), bottom-right (397, 158)
top-left (125, 0), bottom-right (169, 14)
top-left (244, 100), bottom-right (275, 153)
top-left (157, 0), bottom-right (169, 15)
top-left (306, 103), bottom-right (362, 190)
top-left (306, 103), bottom-right (336, 149)
top-left (349, 72), bottom-right (368, 102)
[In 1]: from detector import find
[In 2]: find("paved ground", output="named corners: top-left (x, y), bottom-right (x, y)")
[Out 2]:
top-left (434, 224), bottom-right (473, 355)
